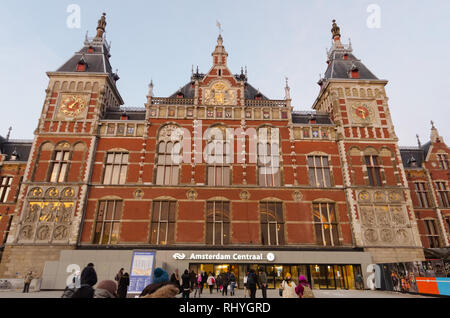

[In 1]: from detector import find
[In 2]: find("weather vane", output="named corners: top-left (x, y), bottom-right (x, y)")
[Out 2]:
top-left (216, 20), bottom-right (223, 34)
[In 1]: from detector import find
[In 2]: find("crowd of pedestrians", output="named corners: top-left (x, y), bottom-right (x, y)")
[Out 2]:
top-left (60, 263), bottom-right (315, 298)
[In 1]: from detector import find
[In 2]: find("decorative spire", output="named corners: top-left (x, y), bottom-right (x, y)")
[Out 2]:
top-left (95, 13), bottom-right (107, 39)
top-left (331, 19), bottom-right (341, 40)
top-left (285, 77), bottom-right (291, 100)
top-left (6, 127), bottom-right (12, 142)
top-left (430, 120), bottom-right (442, 143)
top-left (148, 79), bottom-right (154, 97)
top-left (331, 19), bottom-right (343, 48)
top-left (416, 134), bottom-right (422, 148)
top-left (212, 33), bottom-right (228, 66)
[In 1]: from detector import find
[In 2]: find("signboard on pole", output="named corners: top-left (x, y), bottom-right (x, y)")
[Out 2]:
top-left (128, 251), bottom-right (156, 295)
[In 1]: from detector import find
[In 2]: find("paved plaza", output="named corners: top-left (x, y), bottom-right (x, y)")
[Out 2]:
top-left (0, 288), bottom-right (434, 299)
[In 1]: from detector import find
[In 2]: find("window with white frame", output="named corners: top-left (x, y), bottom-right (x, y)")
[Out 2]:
top-left (49, 150), bottom-right (70, 183)
top-left (206, 201), bottom-right (230, 245)
top-left (313, 202), bottom-right (339, 246)
top-left (0, 177), bottom-right (13, 203)
top-left (435, 182), bottom-right (449, 208)
top-left (150, 201), bottom-right (176, 245)
top-left (103, 152), bottom-right (129, 185)
top-left (308, 155), bottom-right (332, 187)
top-left (260, 201), bottom-right (285, 246)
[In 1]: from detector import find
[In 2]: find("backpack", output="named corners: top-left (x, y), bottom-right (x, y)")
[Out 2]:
top-left (61, 287), bottom-right (76, 298)
top-left (302, 285), bottom-right (315, 298)
top-left (247, 274), bottom-right (255, 286)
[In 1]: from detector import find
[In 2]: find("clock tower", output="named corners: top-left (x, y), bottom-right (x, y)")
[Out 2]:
top-left (0, 14), bottom-right (124, 278)
top-left (312, 21), bottom-right (424, 264)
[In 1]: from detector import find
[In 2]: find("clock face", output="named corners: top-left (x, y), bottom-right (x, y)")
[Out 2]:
top-left (59, 95), bottom-right (86, 117)
top-left (352, 104), bottom-right (373, 122)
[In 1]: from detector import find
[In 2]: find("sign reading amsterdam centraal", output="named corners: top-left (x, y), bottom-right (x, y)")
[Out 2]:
top-left (172, 252), bottom-right (276, 262)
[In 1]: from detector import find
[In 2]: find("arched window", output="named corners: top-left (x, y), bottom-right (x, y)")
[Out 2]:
top-left (257, 127), bottom-right (281, 187)
top-left (313, 202), bottom-right (339, 246)
top-left (155, 125), bottom-right (182, 186)
top-left (260, 201), bottom-right (284, 246)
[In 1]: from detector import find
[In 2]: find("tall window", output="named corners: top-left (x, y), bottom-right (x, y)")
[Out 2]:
top-left (260, 202), bottom-right (285, 246)
top-left (313, 202), bottom-right (339, 246)
top-left (49, 150), bottom-right (70, 183)
top-left (0, 177), bottom-right (12, 203)
top-left (435, 182), bottom-right (449, 208)
top-left (308, 156), bottom-right (332, 187)
top-left (437, 154), bottom-right (449, 170)
top-left (150, 201), bottom-right (176, 245)
top-left (414, 182), bottom-right (430, 208)
top-left (103, 152), bottom-right (129, 185)
top-left (155, 141), bottom-right (181, 186)
top-left (424, 219), bottom-right (440, 248)
top-left (206, 201), bottom-right (230, 245)
top-left (365, 155), bottom-right (382, 186)
top-left (258, 142), bottom-right (281, 187)
top-left (93, 200), bottom-right (123, 245)
top-left (206, 130), bottom-right (231, 186)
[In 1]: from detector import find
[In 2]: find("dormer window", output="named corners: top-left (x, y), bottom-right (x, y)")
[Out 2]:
top-left (10, 150), bottom-right (19, 161)
top-left (349, 64), bottom-right (359, 79)
top-left (176, 92), bottom-right (184, 99)
top-left (343, 54), bottom-right (349, 60)
top-left (88, 46), bottom-right (94, 53)
top-left (120, 113), bottom-right (128, 121)
top-left (218, 69), bottom-right (222, 77)
top-left (309, 117), bottom-right (317, 124)
top-left (76, 63), bottom-right (86, 72)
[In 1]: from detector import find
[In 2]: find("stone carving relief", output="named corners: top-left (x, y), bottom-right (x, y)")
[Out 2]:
top-left (357, 189), bottom-right (411, 246)
top-left (18, 186), bottom-right (78, 243)
top-left (292, 190), bottom-right (302, 202)
top-left (364, 229), bottom-right (378, 243)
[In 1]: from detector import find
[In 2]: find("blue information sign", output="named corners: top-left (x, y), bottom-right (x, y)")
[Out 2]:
top-left (128, 251), bottom-right (156, 294)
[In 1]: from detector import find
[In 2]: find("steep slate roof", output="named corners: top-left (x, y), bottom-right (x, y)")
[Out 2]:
top-left (0, 138), bottom-right (33, 162)
top-left (400, 142), bottom-right (431, 168)
top-left (169, 75), bottom-right (269, 100)
top-left (103, 108), bottom-right (146, 120)
top-left (292, 112), bottom-right (333, 125)
top-left (324, 51), bottom-right (378, 80)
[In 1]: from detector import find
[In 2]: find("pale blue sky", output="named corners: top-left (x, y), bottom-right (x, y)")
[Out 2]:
top-left (0, 0), bottom-right (449, 146)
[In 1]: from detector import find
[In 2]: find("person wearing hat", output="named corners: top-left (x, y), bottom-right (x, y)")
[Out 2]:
top-left (139, 267), bottom-right (179, 298)
top-left (94, 280), bottom-right (117, 298)
top-left (72, 263), bottom-right (97, 298)
top-left (279, 273), bottom-right (297, 298)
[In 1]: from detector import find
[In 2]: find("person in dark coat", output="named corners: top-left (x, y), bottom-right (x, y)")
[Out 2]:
top-left (72, 263), bottom-right (97, 298)
top-left (170, 269), bottom-right (181, 293)
top-left (117, 272), bottom-right (130, 298)
top-left (247, 269), bottom-right (258, 299)
top-left (221, 272), bottom-right (230, 296)
top-left (181, 269), bottom-right (191, 299)
top-left (215, 274), bottom-right (223, 293)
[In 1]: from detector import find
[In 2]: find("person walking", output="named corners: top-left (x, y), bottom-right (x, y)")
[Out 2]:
top-left (247, 269), bottom-right (258, 299)
top-left (201, 271), bottom-right (208, 295)
top-left (72, 263), bottom-right (97, 298)
top-left (243, 272), bottom-right (248, 298)
top-left (258, 267), bottom-right (268, 298)
top-left (189, 270), bottom-right (198, 297)
top-left (229, 272), bottom-right (237, 296)
top-left (295, 275), bottom-right (315, 298)
top-left (117, 272), bottom-right (130, 298)
top-left (23, 271), bottom-right (34, 293)
top-left (194, 273), bottom-right (202, 298)
top-left (215, 274), bottom-right (222, 293)
top-left (355, 272), bottom-right (364, 290)
top-left (279, 273), bottom-right (297, 298)
top-left (181, 269), bottom-right (191, 299)
top-left (221, 272), bottom-right (230, 296)
top-left (115, 268), bottom-right (124, 283)
top-left (170, 269), bottom-right (181, 293)
top-left (207, 272), bottom-right (215, 294)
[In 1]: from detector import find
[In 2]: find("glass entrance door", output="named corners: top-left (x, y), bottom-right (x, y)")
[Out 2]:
top-left (310, 265), bottom-right (337, 289)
